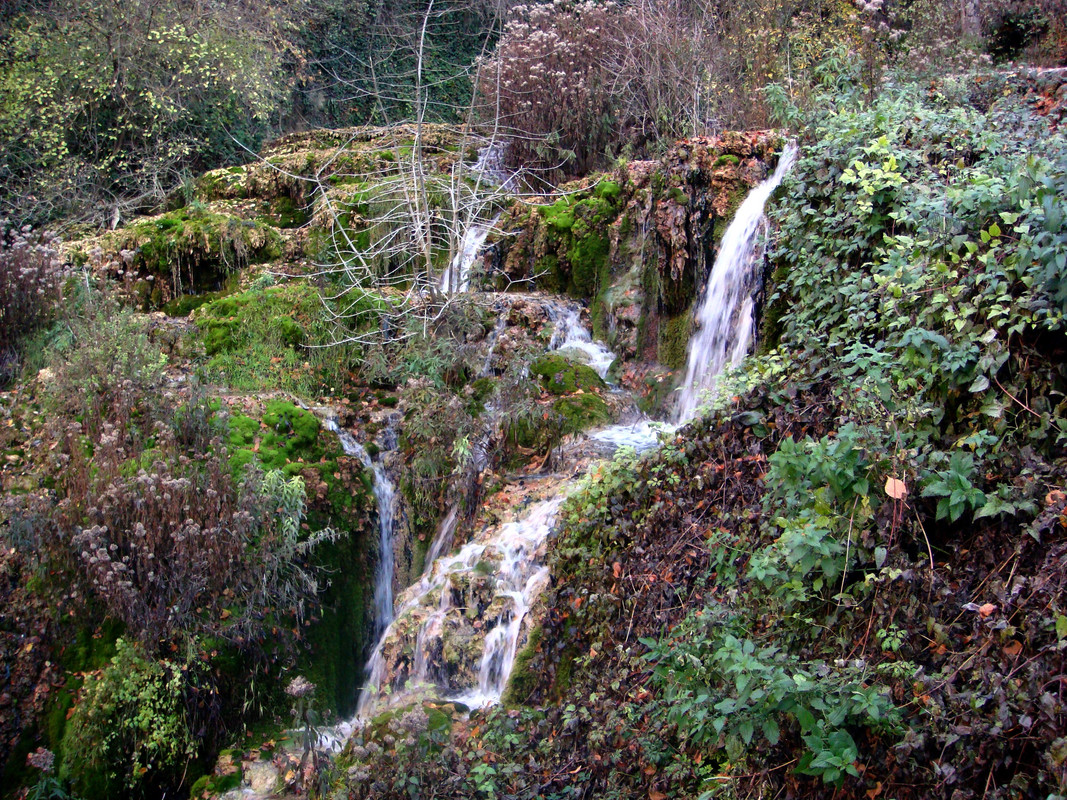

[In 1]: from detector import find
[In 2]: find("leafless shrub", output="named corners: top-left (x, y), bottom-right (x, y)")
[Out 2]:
top-left (0, 223), bottom-right (63, 383)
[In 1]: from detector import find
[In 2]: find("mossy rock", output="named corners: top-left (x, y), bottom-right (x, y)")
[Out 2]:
top-left (502, 625), bottom-right (543, 706)
top-left (659, 310), bottom-right (694, 371)
top-left (530, 355), bottom-right (605, 395)
top-left (533, 180), bottom-right (619, 299)
top-left (227, 400), bottom-right (323, 478)
top-left (553, 393), bottom-right (611, 435)
top-left (125, 209), bottom-right (281, 277)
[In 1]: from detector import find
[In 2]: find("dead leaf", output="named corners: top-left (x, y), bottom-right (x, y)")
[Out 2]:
top-left (978, 603), bottom-right (997, 617)
top-left (612, 561), bottom-right (622, 579)
top-left (885, 476), bottom-right (907, 500)
top-left (1002, 640), bottom-right (1023, 657)
top-left (1045, 490), bottom-right (1065, 505)
top-left (650, 791), bottom-right (667, 800)
top-left (220, 608), bottom-right (232, 620)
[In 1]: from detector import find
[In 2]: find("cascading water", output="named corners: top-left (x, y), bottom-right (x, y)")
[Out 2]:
top-left (333, 144), bottom-right (796, 740)
top-left (352, 496), bottom-right (563, 719)
top-left (547, 303), bottom-right (616, 380)
top-left (440, 217), bottom-right (499, 294)
top-left (674, 142), bottom-right (798, 424)
top-left (323, 419), bottom-right (397, 635)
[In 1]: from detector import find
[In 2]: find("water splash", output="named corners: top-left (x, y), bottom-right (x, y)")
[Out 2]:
top-left (323, 419), bottom-right (397, 635)
top-left (674, 143), bottom-right (798, 424)
top-left (547, 303), bottom-right (616, 380)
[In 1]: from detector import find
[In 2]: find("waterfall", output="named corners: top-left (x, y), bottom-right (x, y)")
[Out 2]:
top-left (323, 419), bottom-right (397, 635)
top-left (674, 143), bottom-right (798, 424)
top-left (439, 217), bottom-right (498, 294)
top-left (547, 303), bottom-right (616, 380)
top-left (333, 308), bottom-right (665, 731)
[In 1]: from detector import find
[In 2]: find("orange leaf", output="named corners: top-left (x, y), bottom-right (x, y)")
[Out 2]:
top-left (220, 608), bottom-right (232, 620)
top-left (650, 792), bottom-right (667, 800)
top-left (643, 765), bottom-right (657, 776)
top-left (1002, 640), bottom-right (1023, 657)
top-left (978, 603), bottom-right (997, 617)
top-left (885, 477), bottom-right (907, 500)
top-left (612, 562), bottom-right (622, 579)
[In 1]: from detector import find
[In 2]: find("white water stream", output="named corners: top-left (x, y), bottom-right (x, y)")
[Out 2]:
top-left (674, 142), bottom-right (798, 424)
top-left (322, 419), bottom-right (397, 635)
top-left (547, 304), bottom-right (616, 380)
top-left (440, 217), bottom-right (498, 294)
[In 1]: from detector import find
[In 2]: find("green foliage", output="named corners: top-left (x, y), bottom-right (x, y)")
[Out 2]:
top-left (61, 638), bottom-right (199, 799)
top-left (643, 622), bottom-right (896, 786)
top-left (0, 0), bottom-right (289, 224)
top-left (920, 451), bottom-right (987, 522)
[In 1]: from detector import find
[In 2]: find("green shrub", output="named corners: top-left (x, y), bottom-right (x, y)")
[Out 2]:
top-left (61, 639), bottom-right (199, 799)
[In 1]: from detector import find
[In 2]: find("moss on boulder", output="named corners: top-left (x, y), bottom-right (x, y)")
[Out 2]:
top-left (530, 354), bottom-right (605, 395)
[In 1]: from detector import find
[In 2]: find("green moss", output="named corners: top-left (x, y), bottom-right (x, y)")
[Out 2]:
top-left (502, 626), bottom-right (543, 707)
top-left (553, 393), bottom-right (611, 435)
top-left (227, 400), bottom-right (322, 477)
top-left (530, 355), bottom-right (605, 395)
top-left (271, 196), bottom-right (310, 228)
top-left (659, 311), bottom-right (693, 371)
top-left (595, 180), bottom-right (621, 200)
top-left (303, 526), bottom-right (374, 715)
top-left (466, 377), bottom-right (495, 416)
top-left (669, 186), bottom-right (689, 205)
top-left (713, 154), bottom-right (741, 167)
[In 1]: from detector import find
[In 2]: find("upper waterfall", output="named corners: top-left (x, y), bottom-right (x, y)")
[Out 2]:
top-left (674, 142), bottom-right (798, 424)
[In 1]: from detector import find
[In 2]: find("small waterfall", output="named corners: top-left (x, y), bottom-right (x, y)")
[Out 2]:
top-left (425, 504), bottom-right (460, 567)
top-left (480, 314), bottom-right (508, 377)
top-left (547, 303), bottom-right (616, 380)
top-left (353, 496), bottom-right (562, 717)
top-left (674, 143), bottom-right (799, 424)
top-left (323, 419), bottom-right (397, 635)
top-left (440, 217), bottom-right (498, 294)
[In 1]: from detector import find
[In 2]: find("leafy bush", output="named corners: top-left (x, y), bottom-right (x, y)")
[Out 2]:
top-left (61, 638), bottom-right (200, 799)
top-left (0, 0), bottom-right (288, 224)
top-left (44, 296), bottom-right (167, 438)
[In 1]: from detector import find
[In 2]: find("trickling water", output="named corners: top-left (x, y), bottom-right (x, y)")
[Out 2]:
top-left (425, 505), bottom-right (460, 567)
top-left (323, 419), bottom-right (397, 635)
top-left (480, 314), bottom-right (508, 377)
top-left (674, 143), bottom-right (798, 424)
top-left (547, 303), bottom-right (616, 380)
top-left (440, 217), bottom-right (498, 294)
